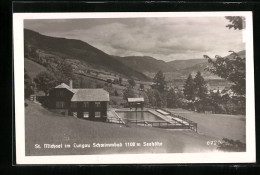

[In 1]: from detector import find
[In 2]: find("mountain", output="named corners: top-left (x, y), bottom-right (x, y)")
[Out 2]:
top-left (170, 50), bottom-right (246, 79)
top-left (25, 29), bottom-right (245, 81)
top-left (24, 29), bottom-right (149, 81)
top-left (114, 51), bottom-right (245, 76)
top-left (115, 50), bottom-right (245, 80)
top-left (113, 56), bottom-right (171, 72)
top-left (167, 59), bottom-right (208, 71)
top-left (114, 56), bottom-right (208, 73)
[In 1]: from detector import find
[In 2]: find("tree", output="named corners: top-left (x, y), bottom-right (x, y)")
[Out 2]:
top-left (204, 52), bottom-right (245, 96)
top-left (114, 89), bottom-right (119, 96)
top-left (167, 88), bottom-right (179, 108)
top-left (56, 61), bottom-right (74, 83)
top-left (225, 16), bottom-right (245, 30)
top-left (217, 138), bottom-right (246, 152)
top-left (96, 83), bottom-right (103, 88)
top-left (128, 79), bottom-right (136, 88)
top-left (194, 71), bottom-right (208, 99)
top-left (118, 77), bottom-right (122, 84)
top-left (123, 87), bottom-right (135, 101)
top-left (34, 71), bottom-right (57, 96)
top-left (113, 79), bottom-right (119, 84)
top-left (153, 70), bottom-right (166, 92)
top-left (24, 70), bottom-right (34, 98)
top-left (107, 79), bottom-right (112, 84)
top-left (140, 91), bottom-right (149, 106)
top-left (140, 84), bottom-right (144, 90)
top-left (183, 74), bottom-right (195, 100)
top-left (203, 16), bottom-right (246, 96)
top-left (146, 89), bottom-right (163, 107)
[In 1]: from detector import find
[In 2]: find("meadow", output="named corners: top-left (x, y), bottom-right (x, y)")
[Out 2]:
top-left (25, 100), bottom-right (218, 156)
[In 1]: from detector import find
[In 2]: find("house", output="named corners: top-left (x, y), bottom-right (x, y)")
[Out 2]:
top-left (48, 81), bottom-right (109, 121)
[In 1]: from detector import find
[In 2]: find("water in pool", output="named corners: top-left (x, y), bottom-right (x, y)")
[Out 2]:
top-left (116, 111), bottom-right (164, 122)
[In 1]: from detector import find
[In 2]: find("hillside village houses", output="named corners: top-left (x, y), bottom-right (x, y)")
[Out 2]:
top-left (48, 80), bottom-right (110, 121)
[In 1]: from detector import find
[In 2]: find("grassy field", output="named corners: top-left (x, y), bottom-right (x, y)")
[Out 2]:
top-left (167, 108), bottom-right (246, 143)
top-left (25, 100), bottom-right (217, 156)
top-left (24, 58), bottom-right (47, 78)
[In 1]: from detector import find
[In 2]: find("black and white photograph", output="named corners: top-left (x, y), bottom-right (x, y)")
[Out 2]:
top-left (13, 12), bottom-right (255, 164)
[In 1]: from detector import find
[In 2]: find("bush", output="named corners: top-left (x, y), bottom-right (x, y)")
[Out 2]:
top-left (107, 79), bottom-right (112, 83)
top-left (113, 79), bottom-right (119, 84)
top-left (96, 83), bottom-right (103, 88)
top-left (114, 90), bottom-right (119, 96)
top-left (217, 138), bottom-right (246, 152)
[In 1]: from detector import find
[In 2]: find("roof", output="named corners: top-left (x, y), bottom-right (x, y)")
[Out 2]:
top-left (55, 83), bottom-right (71, 89)
top-left (71, 89), bottom-right (109, 102)
top-left (127, 98), bottom-right (144, 102)
top-left (54, 83), bottom-right (77, 93)
top-left (54, 83), bottom-right (109, 101)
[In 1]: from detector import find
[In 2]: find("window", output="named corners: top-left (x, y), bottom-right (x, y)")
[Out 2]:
top-left (83, 112), bottom-right (89, 118)
top-left (95, 112), bottom-right (101, 118)
top-left (95, 102), bottom-right (101, 108)
top-left (71, 102), bottom-right (77, 108)
top-left (83, 102), bottom-right (89, 108)
top-left (56, 101), bottom-right (65, 108)
top-left (56, 91), bottom-right (64, 97)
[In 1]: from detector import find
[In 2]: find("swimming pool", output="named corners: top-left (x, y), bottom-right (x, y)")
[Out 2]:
top-left (116, 111), bottom-right (164, 122)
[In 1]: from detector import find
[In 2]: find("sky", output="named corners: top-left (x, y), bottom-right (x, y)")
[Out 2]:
top-left (24, 17), bottom-right (245, 62)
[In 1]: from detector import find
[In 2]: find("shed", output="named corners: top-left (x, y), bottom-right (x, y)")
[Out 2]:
top-left (127, 98), bottom-right (144, 109)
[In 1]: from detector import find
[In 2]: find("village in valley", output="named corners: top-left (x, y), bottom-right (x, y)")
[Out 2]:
top-left (24, 16), bottom-right (246, 155)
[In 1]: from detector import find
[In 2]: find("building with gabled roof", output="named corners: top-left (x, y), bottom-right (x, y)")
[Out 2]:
top-left (48, 81), bottom-right (109, 121)
top-left (127, 97), bottom-right (144, 109)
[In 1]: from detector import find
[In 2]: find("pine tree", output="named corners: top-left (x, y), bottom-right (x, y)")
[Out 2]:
top-left (194, 71), bottom-right (208, 99)
top-left (183, 74), bottom-right (195, 100)
top-left (167, 88), bottom-right (179, 108)
top-left (153, 70), bottom-right (166, 92)
top-left (146, 89), bottom-right (163, 107)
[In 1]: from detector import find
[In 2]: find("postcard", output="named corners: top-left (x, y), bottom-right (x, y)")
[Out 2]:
top-left (13, 12), bottom-right (255, 164)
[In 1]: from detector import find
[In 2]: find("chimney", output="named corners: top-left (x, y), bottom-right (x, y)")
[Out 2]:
top-left (69, 80), bottom-right (73, 89)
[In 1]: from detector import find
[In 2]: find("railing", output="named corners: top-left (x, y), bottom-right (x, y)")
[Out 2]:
top-left (126, 119), bottom-right (192, 130)
top-left (106, 110), bottom-right (126, 125)
top-left (107, 117), bottom-right (125, 124)
top-left (107, 109), bottom-right (197, 132)
top-left (159, 108), bottom-right (197, 132)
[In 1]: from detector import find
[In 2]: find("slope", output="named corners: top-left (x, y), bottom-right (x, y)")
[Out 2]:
top-left (25, 100), bottom-right (216, 156)
top-left (24, 58), bottom-right (47, 78)
top-left (114, 56), bottom-right (171, 72)
top-left (24, 29), bottom-right (149, 81)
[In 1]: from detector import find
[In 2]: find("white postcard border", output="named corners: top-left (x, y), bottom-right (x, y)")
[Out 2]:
top-left (13, 12), bottom-right (255, 164)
